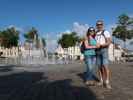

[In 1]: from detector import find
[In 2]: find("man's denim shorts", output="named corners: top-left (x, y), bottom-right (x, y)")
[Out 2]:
top-left (96, 48), bottom-right (109, 67)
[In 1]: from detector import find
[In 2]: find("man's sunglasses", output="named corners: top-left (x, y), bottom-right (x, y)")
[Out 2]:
top-left (96, 24), bottom-right (103, 26)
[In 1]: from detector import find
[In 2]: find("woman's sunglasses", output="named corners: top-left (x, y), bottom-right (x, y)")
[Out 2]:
top-left (89, 30), bottom-right (95, 32)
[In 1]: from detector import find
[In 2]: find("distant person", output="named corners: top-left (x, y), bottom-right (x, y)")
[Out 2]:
top-left (79, 38), bottom-right (85, 63)
top-left (81, 27), bottom-right (100, 85)
top-left (95, 20), bottom-right (112, 89)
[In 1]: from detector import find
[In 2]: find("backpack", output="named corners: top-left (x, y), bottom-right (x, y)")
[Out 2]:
top-left (97, 30), bottom-right (109, 47)
top-left (80, 41), bottom-right (85, 54)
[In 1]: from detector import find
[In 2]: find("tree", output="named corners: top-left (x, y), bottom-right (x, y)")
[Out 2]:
top-left (58, 32), bottom-right (79, 48)
top-left (0, 27), bottom-right (19, 48)
top-left (24, 27), bottom-right (39, 48)
top-left (24, 27), bottom-right (38, 43)
top-left (113, 14), bottom-right (133, 48)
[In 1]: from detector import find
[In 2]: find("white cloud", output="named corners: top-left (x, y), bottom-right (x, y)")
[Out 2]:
top-left (43, 30), bottom-right (73, 52)
top-left (56, 30), bottom-right (71, 38)
top-left (52, 22), bottom-right (89, 52)
top-left (56, 22), bottom-right (89, 39)
top-left (45, 22), bottom-right (133, 52)
top-left (64, 30), bottom-right (71, 34)
top-left (106, 24), bottom-right (117, 34)
top-left (47, 21), bottom-right (133, 52)
top-left (72, 22), bottom-right (118, 36)
top-left (7, 25), bottom-right (24, 32)
top-left (72, 22), bottom-right (89, 36)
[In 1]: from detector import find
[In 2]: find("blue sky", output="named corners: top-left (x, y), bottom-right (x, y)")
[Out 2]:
top-left (0, 0), bottom-right (133, 51)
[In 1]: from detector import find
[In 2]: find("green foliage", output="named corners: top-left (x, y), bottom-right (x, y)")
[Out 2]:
top-left (118, 14), bottom-right (130, 26)
top-left (24, 27), bottom-right (40, 48)
top-left (0, 27), bottom-right (19, 48)
top-left (58, 32), bottom-right (79, 48)
top-left (24, 27), bottom-right (38, 43)
top-left (113, 14), bottom-right (133, 41)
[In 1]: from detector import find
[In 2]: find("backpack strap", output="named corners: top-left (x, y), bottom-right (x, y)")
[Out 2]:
top-left (101, 30), bottom-right (107, 42)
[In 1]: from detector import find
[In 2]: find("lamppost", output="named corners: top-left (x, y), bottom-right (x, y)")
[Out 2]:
top-left (124, 32), bottom-right (126, 49)
top-left (112, 27), bottom-right (115, 63)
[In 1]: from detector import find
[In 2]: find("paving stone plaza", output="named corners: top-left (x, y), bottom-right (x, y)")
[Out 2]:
top-left (0, 62), bottom-right (133, 100)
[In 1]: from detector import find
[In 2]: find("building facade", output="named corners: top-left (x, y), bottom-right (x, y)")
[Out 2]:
top-left (55, 43), bottom-right (125, 62)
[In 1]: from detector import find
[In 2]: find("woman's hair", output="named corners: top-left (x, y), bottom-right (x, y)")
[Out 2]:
top-left (86, 27), bottom-right (95, 37)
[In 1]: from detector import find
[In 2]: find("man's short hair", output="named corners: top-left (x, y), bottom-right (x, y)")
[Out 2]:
top-left (96, 20), bottom-right (104, 25)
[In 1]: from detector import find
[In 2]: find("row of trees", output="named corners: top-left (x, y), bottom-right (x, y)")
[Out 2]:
top-left (58, 14), bottom-right (133, 48)
top-left (0, 14), bottom-right (132, 49)
top-left (0, 27), bottom-right (46, 48)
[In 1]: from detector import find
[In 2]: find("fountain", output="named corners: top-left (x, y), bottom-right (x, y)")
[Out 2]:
top-left (0, 37), bottom-right (72, 66)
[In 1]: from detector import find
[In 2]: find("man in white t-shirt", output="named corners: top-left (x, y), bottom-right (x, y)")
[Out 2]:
top-left (95, 20), bottom-right (112, 89)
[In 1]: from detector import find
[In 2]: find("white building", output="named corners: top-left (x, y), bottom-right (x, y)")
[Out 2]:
top-left (55, 43), bottom-right (125, 62)
top-left (108, 43), bottom-right (124, 62)
top-left (55, 45), bottom-right (82, 60)
top-left (0, 42), bottom-right (125, 63)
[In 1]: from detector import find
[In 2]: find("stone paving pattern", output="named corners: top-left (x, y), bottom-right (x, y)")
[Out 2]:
top-left (0, 63), bottom-right (133, 100)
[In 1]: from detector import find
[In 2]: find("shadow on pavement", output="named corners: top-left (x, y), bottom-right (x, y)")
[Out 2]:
top-left (0, 71), bottom-right (47, 100)
top-left (0, 71), bottom-right (97, 100)
top-left (0, 65), bottom-right (14, 72)
top-left (77, 72), bottom-right (99, 83)
top-left (77, 72), bottom-right (86, 82)
top-left (41, 79), bottom-right (97, 100)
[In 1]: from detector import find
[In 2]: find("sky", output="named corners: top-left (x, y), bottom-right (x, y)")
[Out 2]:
top-left (0, 0), bottom-right (133, 51)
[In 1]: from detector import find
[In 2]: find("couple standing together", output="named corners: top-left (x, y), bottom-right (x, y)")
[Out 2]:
top-left (81, 20), bottom-right (112, 89)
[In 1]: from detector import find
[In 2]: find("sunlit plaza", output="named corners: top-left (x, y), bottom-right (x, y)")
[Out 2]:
top-left (0, 0), bottom-right (133, 100)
